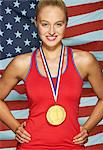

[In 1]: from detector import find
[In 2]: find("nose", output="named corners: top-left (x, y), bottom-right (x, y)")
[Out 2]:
top-left (48, 25), bottom-right (56, 36)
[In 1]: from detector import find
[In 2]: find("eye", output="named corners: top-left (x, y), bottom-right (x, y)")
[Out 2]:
top-left (41, 23), bottom-right (49, 27)
top-left (56, 23), bottom-right (63, 27)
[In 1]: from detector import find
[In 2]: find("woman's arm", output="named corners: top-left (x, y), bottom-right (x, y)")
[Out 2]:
top-left (73, 51), bottom-right (103, 144)
top-left (0, 55), bottom-right (31, 143)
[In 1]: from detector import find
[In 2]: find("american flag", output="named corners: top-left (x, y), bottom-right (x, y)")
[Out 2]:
top-left (0, 0), bottom-right (103, 149)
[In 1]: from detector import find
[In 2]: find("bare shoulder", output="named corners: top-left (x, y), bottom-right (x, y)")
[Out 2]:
top-left (4, 52), bottom-right (32, 80)
top-left (72, 49), bottom-right (101, 79)
top-left (72, 49), bottom-right (97, 68)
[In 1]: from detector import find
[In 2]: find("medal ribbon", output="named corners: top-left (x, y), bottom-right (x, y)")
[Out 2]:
top-left (39, 45), bottom-right (65, 102)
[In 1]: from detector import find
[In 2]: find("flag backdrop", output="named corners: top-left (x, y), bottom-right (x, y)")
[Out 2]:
top-left (0, 0), bottom-right (103, 149)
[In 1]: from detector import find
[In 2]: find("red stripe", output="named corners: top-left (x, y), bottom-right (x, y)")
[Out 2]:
top-left (6, 101), bottom-right (28, 110)
top-left (79, 106), bottom-right (95, 117)
top-left (0, 119), bottom-right (27, 131)
top-left (89, 125), bottom-right (103, 136)
top-left (67, 1), bottom-right (103, 17)
top-left (85, 144), bottom-right (103, 150)
top-left (0, 140), bottom-right (17, 148)
top-left (82, 88), bottom-right (96, 97)
top-left (13, 84), bottom-right (26, 94)
top-left (64, 20), bottom-right (103, 38)
top-left (70, 41), bottom-right (103, 51)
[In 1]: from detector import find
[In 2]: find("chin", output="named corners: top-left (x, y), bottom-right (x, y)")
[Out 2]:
top-left (42, 39), bottom-right (62, 48)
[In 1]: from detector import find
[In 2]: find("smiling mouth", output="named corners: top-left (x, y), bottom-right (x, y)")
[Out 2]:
top-left (46, 36), bottom-right (57, 41)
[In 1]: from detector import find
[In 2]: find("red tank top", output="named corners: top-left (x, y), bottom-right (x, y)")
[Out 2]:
top-left (17, 47), bottom-right (85, 150)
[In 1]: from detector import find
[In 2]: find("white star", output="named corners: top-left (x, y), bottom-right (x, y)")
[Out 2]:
top-left (21, 10), bottom-right (27, 16)
top-left (23, 23), bottom-right (30, 31)
top-left (0, 29), bottom-right (4, 36)
top-left (14, 31), bottom-right (22, 38)
top-left (0, 44), bottom-right (4, 52)
top-left (30, 3), bottom-right (36, 9)
top-left (14, 16), bottom-right (21, 23)
top-left (30, 17), bottom-right (34, 23)
top-left (0, 15), bottom-right (3, 21)
top-left (5, 23), bottom-right (12, 30)
top-left (6, 38), bottom-right (13, 45)
top-left (31, 47), bottom-right (37, 52)
top-left (13, 0), bottom-right (20, 8)
top-left (0, 0), bottom-right (2, 6)
top-left (32, 31), bottom-right (37, 38)
top-left (15, 46), bottom-right (22, 53)
top-left (6, 53), bottom-right (12, 57)
top-left (24, 39), bottom-right (31, 46)
top-left (5, 7), bottom-right (12, 14)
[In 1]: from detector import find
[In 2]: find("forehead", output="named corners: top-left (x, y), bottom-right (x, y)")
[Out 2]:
top-left (38, 6), bottom-right (66, 21)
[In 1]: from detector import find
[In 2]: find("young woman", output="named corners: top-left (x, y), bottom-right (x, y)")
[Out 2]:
top-left (0, 0), bottom-right (103, 149)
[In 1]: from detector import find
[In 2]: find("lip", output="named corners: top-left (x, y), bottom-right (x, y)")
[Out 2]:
top-left (46, 36), bottom-right (57, 41)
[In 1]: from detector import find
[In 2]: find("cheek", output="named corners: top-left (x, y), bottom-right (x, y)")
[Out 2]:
top-left (38, 26), bottom-right (47, 36)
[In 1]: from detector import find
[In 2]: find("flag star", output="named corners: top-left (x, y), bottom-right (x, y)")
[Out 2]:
top-left (0, 44), bottom-right (4, 52)
top-left (14, 16), bottom-right (21, 23)
top-left (15, 46), bottom-right (22, 53)
top-left (32, 31), bottom-right (37, 38)
top-left (24, 39), bottom-right (31, 46)
top-left (13, 0), bottom-right (20, 8)
top-left (5, 23), bottom-right (12, 30)
top-left (21, 10), bottom-right (27, 16)
top-left (14, 31), bottom-right (22, 38)
top-left (31, 46), bottom-right (37, 52)
top-left (5, 7), bottom-right (12, 14)
top-left (23, 23), bottom-right (30, 31)
top-left (0, 0), bottom-right (2, 6)
top-left (0, 29), bottom-right (4, 36)
top-left (6, 38), bottom-right (13, 45)
top-left (30, 3), bottom-right (36, 9)
top-left (0, 15), bottom-right (3, 21)
top-left (30, 17), bottom-right (34, 23)
top-left (6, 53), bottom-right (12, 57)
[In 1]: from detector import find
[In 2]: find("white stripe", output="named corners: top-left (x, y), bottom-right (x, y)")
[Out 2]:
top-left (67, 9), bottom-right (103, 27)
top-left (63, 30), bottom-right (103, 46)
top-left (5, 91), bottom-right (27, 101)
top-left (0, 58), bottom-right (13, 69)
top-left (0, 130), bottom-right (15, 140)
top-left (90, 51), bottom-right (103, 61)
top-left (65, 0), bottom-right (103, 7)
top-left (83, 81), bottom-right (91, 88)
top-left (85, 132), bottom-right (103, 146)
top-left (11, 109), bottom-right (29, 119)
top-left (80, 96), bottom-right (98, 107)
top-left (0, 148), bottom-right (16, 150)
top-left (78, 117), bottom-right (103, 126)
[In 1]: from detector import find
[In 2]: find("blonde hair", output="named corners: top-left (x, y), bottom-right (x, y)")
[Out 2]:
top-left (35, 0), bottom-right (68, 23)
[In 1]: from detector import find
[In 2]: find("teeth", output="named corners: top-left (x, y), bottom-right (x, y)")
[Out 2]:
top-left (47, 37), bottom-right (56, 40)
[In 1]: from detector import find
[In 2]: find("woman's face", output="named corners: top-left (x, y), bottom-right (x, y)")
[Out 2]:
top-left (36, 6), bottom-right (67, 48)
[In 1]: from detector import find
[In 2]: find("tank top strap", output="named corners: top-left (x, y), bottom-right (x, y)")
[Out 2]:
top-left (66, 46), bottom-right (73, 66)
top-left (24, 49), bottom-right (37, 81)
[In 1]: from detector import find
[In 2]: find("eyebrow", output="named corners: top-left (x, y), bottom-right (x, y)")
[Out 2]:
top-left (40, 20), bottom-right (65, 23)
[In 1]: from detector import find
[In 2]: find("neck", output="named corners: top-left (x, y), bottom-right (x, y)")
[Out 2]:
top-left (41, 43), bottom-right (63, 60)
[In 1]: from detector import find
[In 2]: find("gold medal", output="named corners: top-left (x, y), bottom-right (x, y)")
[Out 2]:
top-left (40, 45), bottom-right (67, 126)
top-left (46, 105), bottom-right (66, 125)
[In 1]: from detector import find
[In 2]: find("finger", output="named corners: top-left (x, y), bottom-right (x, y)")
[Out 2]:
top-left (74, 138), bottom-right (88, 145)
top-left (15, 136), bottom-right (24, 143)
top-left (16, 130), bottom-right (31, 141)
top-left (73, 132), bottom-right (84, 139)
top-left (16, 134), bottom-right (30, 143)
top-left (16, 127), bottom-right (31, 138)
top-left (73, 130), bottom-right (88, 140)
top-left (73, 132), bottom-right (88, 142)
